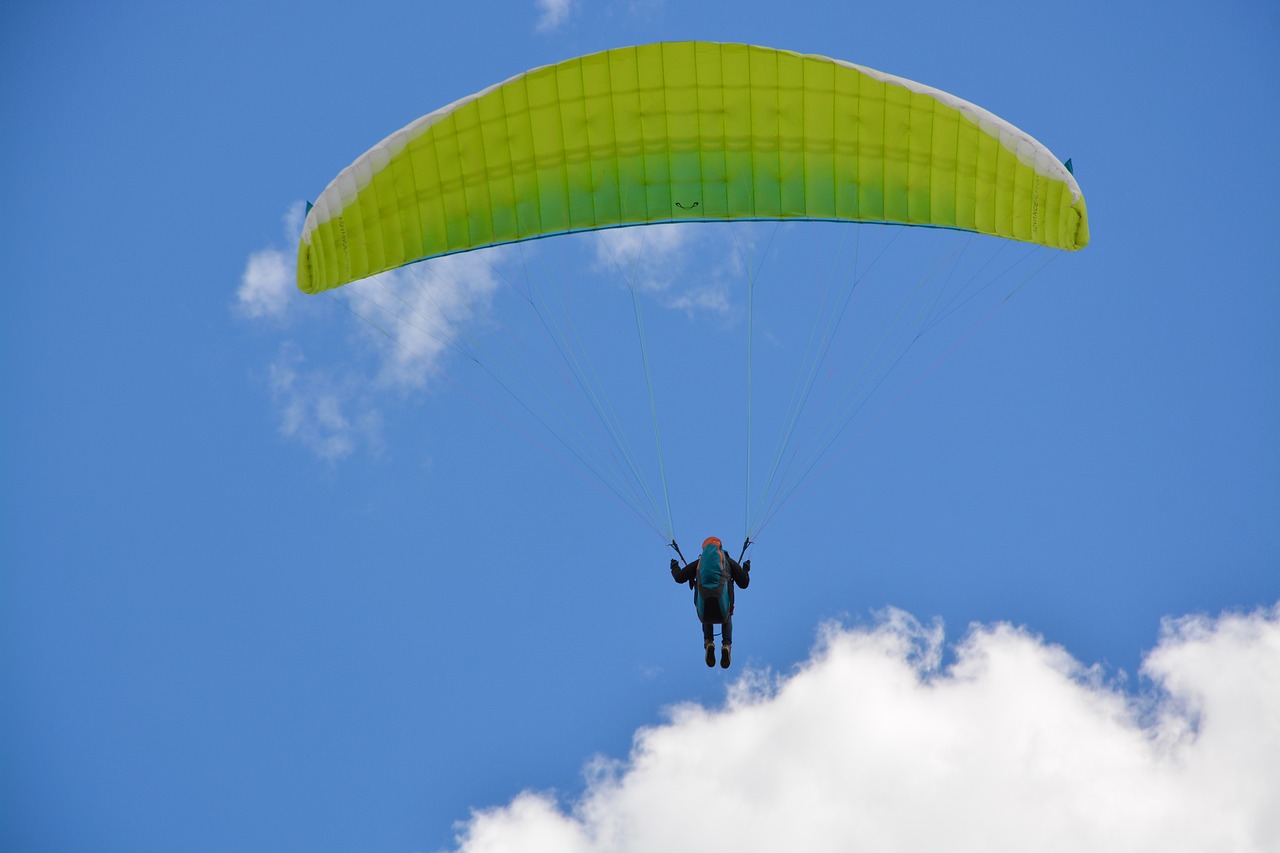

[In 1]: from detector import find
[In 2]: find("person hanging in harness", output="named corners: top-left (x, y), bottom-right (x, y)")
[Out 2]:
top-left (670, 536), bottom-right (751, 668)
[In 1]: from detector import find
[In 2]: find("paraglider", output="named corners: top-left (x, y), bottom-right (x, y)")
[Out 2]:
top-left (671, 537), bottom-right (751, 668)
top-left (297, 42), bottom-right (1089, 665)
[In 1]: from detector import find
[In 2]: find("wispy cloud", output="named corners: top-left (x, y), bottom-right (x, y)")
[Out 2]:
top-left (666, 285), bottom-right (731, 315)
top-left (534, 0), bottom-right (574, 32)
top-left (341, 249), bottom-right (507, 391)
top-left (239, 204), bottom-right (507, 460)
top-left (267, 343), bottom-right (382, 461)
top-left (450, 603), bottom-right (1280, 853)
top-left (593, 223), bottom-right (689, 292)
top-left (241, 211), bottom-right (769, 463)
top-left (593, 223), bottom-right (738, 318)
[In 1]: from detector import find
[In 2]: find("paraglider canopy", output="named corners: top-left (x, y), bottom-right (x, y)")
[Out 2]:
top-left (297, 41), bottom-right (1088, 295)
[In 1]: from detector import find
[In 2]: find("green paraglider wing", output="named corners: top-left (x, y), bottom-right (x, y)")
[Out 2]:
top-left (298, 41), bottom-right (1088, 294)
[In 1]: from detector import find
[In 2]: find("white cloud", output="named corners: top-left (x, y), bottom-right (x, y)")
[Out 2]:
top-left (593, 224), bottom-right (737, 318)
top-left (341, 249), bottom-right (506, 390)
top-left (236, 202), bottom-right (308, 320)
top-left (240, 202), bottom-right (510, 459)
top-left (239, 204), bottom-right (751, 461)
top-left (535, 0), bottom-right (573, 32)
top-left (236, 248), bottom-right (293, 320)
top-left (240, 204), bottom-right (385, 459)
top-left (450, 604), bottom-right (1280, 853)
top-left (667, 285), bottom-right (731, 315)
top-left (267, 343), bottom-right (382, 461)
top-left (593, 223), bottom-right (690, 293)
top-left (283, 199), bottom-right (307, 245)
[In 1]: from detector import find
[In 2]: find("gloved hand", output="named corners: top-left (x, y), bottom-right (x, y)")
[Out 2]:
top-left (743, 559), bottom-right (751, 573)
top-left (670, 558), bottom-right (679, 572)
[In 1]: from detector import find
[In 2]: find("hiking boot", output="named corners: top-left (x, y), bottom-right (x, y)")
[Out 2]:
top-left (705, 640), bottom-right (716, 667)
top-left (720, 644), bottom-right (732, 668)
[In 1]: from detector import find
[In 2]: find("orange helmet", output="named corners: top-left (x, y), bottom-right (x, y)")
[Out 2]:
top-left (702, 536), bottom-right (722, 549)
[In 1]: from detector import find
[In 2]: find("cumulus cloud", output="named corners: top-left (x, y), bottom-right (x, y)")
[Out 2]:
top-left (451, 604), bottom-right (1280, 853)
top-left (535, 0), bottom-right (573, 32)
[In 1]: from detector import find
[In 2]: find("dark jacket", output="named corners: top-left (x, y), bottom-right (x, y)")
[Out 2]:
top-left (672, 552), bottom-right (750, 614)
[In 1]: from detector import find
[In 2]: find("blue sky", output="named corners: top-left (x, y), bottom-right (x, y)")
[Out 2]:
top-left (2, 2), bottom-right (1278, 852)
